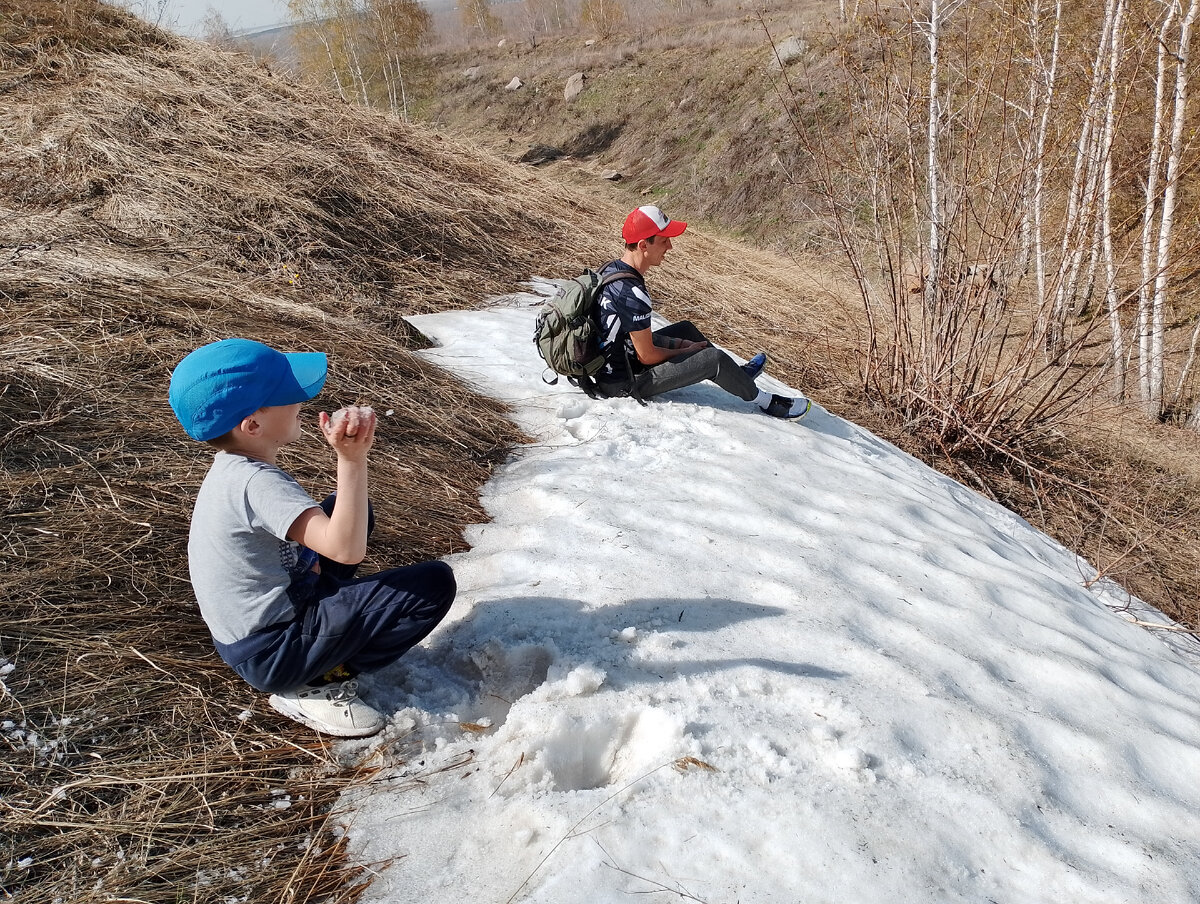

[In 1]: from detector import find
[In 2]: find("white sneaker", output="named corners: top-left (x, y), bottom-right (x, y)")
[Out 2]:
top-left (268, 679), bottom-right (385, 738)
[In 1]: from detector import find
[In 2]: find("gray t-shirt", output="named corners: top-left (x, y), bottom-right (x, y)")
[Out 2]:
top-left (187, 452), bottom-right (321, 645)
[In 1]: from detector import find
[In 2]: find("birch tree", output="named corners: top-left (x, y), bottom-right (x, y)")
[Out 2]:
top-left (460, 0), bottom-right (500, 41)
top-left (1098, 0), bottom-right (1127, 399)
top-left (1137, 2), bottom-right (1175, 412)
top-left (1141, 0), bottom-right (1200, 418)
top-left (365, 0), bottom-right (432, 118)
top-left (580, 0), bottom-right (626, 38)
top-left (1044, 0), bottom-right (1118, 359)
top-left (287, 0), bottom-right (373, 105)
top-left (523, 0), bottom-right (570, 36)
top-left (1018, 0), bottom-right (1063, 312)
top-left (288, 0), bottom-right (351, 100)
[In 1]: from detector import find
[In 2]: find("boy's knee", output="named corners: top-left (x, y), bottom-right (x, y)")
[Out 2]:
top-left (426, 560), bottom-right (456, 605)
top-left (437, 559), bottom-right (456, 590)
top-left (693, 346), bottom-right (726, 372)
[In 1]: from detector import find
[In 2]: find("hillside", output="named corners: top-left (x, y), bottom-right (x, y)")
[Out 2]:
top-left (410, 7), bottom-right (828, 250)
top-left (402, 4), bottom-right (1200, 626)
top-left (0, 2), bottom-right (843, 901)
top-left (3, 1), bottom-right (1200, 901)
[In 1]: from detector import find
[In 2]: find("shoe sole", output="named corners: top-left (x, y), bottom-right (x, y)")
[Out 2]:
top-left (760, 398), bottom-right (811, 420)
top-left (268, 694), bottom-right (385, 738)
top-left (789, 399), bottom-right (812, 420)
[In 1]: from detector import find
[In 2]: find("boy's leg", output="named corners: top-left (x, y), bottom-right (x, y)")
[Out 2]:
top-left (295, 560), bottom-right (457, 679)
top-left (653, 321), bottom-right (710, 344)
top-left (637, 321), bottom-right (759, 401)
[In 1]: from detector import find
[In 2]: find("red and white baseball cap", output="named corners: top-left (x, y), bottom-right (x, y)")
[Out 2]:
top-left (622, 205), bottom-right (688, 243)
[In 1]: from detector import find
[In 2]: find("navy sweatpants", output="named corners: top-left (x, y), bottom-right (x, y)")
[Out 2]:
top-left (214, 495), bottom-right (456, 694)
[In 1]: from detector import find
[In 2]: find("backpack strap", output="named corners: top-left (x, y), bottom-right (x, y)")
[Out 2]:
top-left (569, 375), bottom-right (602, 399)
top-left (622, 345), bottom-right (647, 406)
top-left (596, 267), bottom-right (644, 294)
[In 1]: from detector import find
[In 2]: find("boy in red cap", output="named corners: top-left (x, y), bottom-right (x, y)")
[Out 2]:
top-left (169, 338), bottom-right (456, 738)
top-left (593, 205), bottom-right (810, 418)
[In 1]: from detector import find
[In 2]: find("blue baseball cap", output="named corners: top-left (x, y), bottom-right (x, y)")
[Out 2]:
top-left (169, 338), bottom-right (328, 441)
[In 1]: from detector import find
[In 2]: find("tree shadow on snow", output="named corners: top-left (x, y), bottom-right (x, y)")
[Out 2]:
top-left (394, 595), bottom-right (846, 701)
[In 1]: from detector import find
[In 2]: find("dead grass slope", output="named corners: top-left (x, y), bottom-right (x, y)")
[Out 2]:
top-left (3, 3), bottom-right (1196, 902)
top-left (0, 2), bottom-right (843, 901)
top-left (411, 5), bottom-right (841, 249)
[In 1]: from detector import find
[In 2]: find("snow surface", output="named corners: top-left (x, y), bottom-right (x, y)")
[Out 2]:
top-left (341, 296), bottom-right (1200, 904)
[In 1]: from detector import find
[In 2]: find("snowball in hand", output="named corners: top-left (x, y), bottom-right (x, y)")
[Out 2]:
top-left (329, 405), bottom-right (374, 436)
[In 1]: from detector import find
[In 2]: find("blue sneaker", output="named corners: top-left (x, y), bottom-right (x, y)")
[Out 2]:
top-left (742, 352), bottom-right (767, 380)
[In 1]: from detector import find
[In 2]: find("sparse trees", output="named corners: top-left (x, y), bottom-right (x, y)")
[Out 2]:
top-left (766, 0), bottom-right (1200, 452)
top-left (288, 0), bottom-right (432, 118)
top-left (460, 0), bottom-right (501, 42)
top-left (1139, 0), bottom-right (1199, 419)
top-left (288, 0), bottom-right (354, 100)
top-left (199, 9), bottom-right (241, 50)
top-left (660, 0), bottom-right (714, 13)
top-left (366, 0), bottom-right (432, 118)
top-left (580, 0), bottom-right (626, 38)
top-left (523, 0), bottom-right (570, 38)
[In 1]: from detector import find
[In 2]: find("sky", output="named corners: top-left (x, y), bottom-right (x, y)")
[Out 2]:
top-left (132, 0), bottom-right (291, 35)
top-left (299, 294), bottom-right (1200, 903)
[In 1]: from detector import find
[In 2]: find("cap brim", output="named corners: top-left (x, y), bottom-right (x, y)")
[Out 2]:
top-left (660, 220), bottom-right (687, 238)
top-left (267, 351), bottom-right (328, 405)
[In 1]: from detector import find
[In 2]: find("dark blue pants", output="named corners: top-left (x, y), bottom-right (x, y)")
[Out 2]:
top-left (214, 496), bottom-right (456, 694)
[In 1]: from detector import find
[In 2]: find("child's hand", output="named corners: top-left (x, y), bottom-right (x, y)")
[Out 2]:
top-left (319, 406), bottom-right (377, 458)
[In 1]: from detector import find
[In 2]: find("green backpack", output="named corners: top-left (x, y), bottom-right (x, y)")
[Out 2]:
top-left (533, 269), bottom-right (640, 393)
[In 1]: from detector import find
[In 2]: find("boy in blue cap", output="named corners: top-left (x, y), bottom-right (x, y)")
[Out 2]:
top-left (169, 338), bottom-right (456, 738)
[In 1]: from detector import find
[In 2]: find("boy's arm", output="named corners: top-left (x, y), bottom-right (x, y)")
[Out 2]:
top-left (629, 328), bottom-right (707, 365)
top-left (287, 407), bottom-right (376, 564)
top-left (613, 281), bottom-right (706, 366)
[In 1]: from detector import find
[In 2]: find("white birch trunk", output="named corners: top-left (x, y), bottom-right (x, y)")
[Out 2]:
top-left (320, 34), bottom-right (348, 100)
top-left (1047, 0), bottom-right (1116, 356)
top-left (1148, 0), bottom-right (1199, 416)
top-left (925, 0), bottom-right (943, 313)
top-left (345, 36), bottom-right (370, 107)
top-left (1031, 0), bottom-right (1063, 311)
top-left (1138, 3), bottom-right (1174, 407)
top-left (1100, 0), bottom-right (1127, 399)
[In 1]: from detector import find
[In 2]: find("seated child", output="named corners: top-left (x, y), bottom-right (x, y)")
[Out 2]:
top-left (169, 337), bottom-right (455, 738)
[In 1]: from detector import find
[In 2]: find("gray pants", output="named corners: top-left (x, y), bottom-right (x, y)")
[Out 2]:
top-left (598, 321), bottom-right (759, 402)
